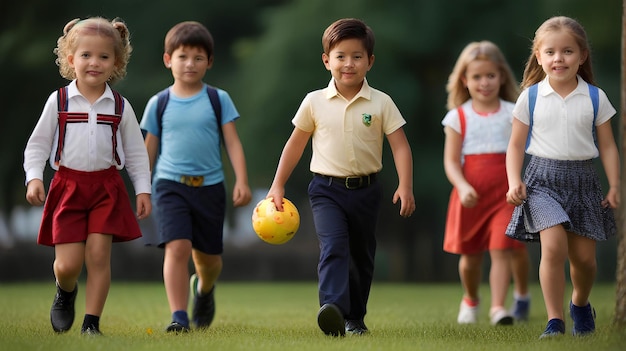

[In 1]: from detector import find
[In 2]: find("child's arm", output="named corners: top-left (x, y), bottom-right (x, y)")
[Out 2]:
top-left (505, 118), bottom-right (529, 206)
top-left (26, 179), bottom-right (46, 206)
top-left (136, 193), bottom-right (152, 219)
top-left (596, 120), bottom-right (620, 208)
top-left (443, 126), bottom-right (479, 208)
top-left (386, 128), bottom-right (415, 218)
top-left (144, 133), bottom-right (159, 172)
top-left (222, 122), bottom-right (252, 207)
top-left (267, 128), bottom-right (311, 211)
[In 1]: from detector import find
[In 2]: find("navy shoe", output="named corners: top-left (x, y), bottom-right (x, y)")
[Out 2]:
top-left (511, 298), bottom-right (530, 322)
top-left (317, 304), bottom-right (345, 336)
top-left (50, 284), bottom-right (77, 333)
top-left (539, 318), bottom-right (565, 339)
top-left (345, 319), bottom-right (368, 335)
top-left (570, 301), bottom-right (596, 336)
top-left (165, 321), bottom-right (190, 333)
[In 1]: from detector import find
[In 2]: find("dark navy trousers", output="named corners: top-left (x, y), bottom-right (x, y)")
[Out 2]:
top-left (308, 174), bottom-right (382, 320)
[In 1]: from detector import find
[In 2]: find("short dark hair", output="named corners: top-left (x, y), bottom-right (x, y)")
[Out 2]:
top-left (164, 21), bottom-right (214, 58)
top-left (322, 18), bottom-right (374, 56)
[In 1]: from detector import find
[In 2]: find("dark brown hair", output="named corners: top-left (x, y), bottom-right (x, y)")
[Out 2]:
top-left (164, 21), bottom-right (214, 58)
top-left (322, 18), bottom-right (374, 56)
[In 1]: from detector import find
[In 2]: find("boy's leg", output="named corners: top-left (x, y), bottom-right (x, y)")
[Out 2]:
top-left (190, 250), bottom-right (222, 328)
top-left (309, 176), bottom-right (349, 336)
top-left (344, 183), bottom-right (380, 329)
top-left (163, 239), bottom-right (193, 330)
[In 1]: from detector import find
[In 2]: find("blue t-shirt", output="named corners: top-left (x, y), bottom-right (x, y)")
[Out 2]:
top-left (140, 85), bottom-right (239, 186)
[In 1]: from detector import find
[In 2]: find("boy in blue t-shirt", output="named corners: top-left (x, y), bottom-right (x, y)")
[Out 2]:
top-left (140, 21), bottom-right (251, 332)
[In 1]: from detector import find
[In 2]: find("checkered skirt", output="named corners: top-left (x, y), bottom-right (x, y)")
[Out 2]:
top-left (505, 156), bottom-right (616, 242)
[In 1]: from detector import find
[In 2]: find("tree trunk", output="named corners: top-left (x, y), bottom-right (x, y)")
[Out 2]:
top-left (615, 0), bottom-right (626, 325)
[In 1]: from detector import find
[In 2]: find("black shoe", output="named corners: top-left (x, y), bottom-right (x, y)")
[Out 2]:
top-left (81, 325), bottom-right (102, 336)
top-left (50, 284), bottom-right (77, 333)
top-left (345, 319), bottom-right (368, 335)
top-left (192, 287), bottom-right (215, 329)
top-left (165, 321), bottom-right (190, 333)
top-left (317, 304), bottom-right (345, 336)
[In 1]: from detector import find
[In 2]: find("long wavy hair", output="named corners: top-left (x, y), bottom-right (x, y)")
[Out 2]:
top-left (520, 16), bottom-right (594, 89)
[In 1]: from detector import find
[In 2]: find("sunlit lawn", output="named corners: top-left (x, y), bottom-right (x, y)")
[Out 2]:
top-left (0, 282), bottom-right (624, 351)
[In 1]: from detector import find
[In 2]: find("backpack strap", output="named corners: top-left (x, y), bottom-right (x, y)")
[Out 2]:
top-left (111, 89), bottom-right (124, 116)
top-left (588, 84), bottom-right (599, 145)
top-left (55, 87), bottom-right (125, 166)
top-left (525, 84), bottom-right (538, 151)
top-left (57, 86), bottom-right (68, 112)
top-left (456, 106), bottom-right (466, 140)
top-left (55, 87), bottom-right (69, 165)
top-left (155, 85), bottom-right (223, 142)
top-left (526, 83), bottom-right (599, 150)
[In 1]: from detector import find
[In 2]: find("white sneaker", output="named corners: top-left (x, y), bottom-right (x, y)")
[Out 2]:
top-left (457, 300), bottom-right (479, 324)
top-left (490, 307), bottom-right (514, 326)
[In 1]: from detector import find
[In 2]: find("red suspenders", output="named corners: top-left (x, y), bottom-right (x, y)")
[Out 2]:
top-left (55, 87), bottom-right (124, 166)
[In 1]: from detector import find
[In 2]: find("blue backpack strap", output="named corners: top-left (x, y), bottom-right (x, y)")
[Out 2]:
top-left (588, 84), bottom-right (599, 145)
top-left (525, 84), bottom-right (538, 151)
top-left (206, 85), bottom-right (223, 143)
top-left (155, 88), bottom-right (171, 136)
top-left (526, 83), bottom-right (600, 150)
top-left (155, 85), bottom-right (222, 142)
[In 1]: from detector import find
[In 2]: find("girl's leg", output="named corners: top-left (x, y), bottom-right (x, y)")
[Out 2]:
top-left (511, 247), bottom-right (530, 296)
top-left (54, 242), bottom-right (85, 291)
top-left (488, 249), bottom-right (512, 312)
top-left (51, 242), bottom-right (84, 332)
top-left (457, 253), bottom-right (483, 323)
top-left (84, 233), bottom-right (113, 316)
top-left (459, 253), bottom-right (483, 301)
top-left (567, 233), bottom-right (596, 306)
top-left (163, 239), bottom-right (193, 313)
top-left (538, 225), bottom-right (568, 321)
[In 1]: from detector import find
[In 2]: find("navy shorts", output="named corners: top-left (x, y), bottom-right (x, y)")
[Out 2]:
top-left (154, 179), bottom-right (226, 254)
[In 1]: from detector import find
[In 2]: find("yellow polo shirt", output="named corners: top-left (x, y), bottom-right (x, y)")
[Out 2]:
top-left (292, 78), bottom-right (406, 177)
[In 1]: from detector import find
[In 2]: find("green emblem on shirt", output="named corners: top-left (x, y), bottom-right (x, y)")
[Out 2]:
top-left (362, 113), bottom-right (372, 127)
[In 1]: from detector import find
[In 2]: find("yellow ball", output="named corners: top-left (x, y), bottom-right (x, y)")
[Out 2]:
top-left (252, 197), bottom-right (300, 245)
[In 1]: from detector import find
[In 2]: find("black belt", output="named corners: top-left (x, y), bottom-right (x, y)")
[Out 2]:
top-left (315, 173), bottom-right (377, 189)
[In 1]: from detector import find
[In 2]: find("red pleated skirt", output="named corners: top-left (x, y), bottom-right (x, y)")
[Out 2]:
top-left (37, 166), bottom-right (142, 246)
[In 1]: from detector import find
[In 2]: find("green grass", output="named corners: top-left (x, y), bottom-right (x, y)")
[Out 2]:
top-left (0, 282), bottom-right (624, 350)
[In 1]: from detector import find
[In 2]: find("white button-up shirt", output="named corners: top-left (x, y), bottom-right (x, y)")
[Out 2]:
top-left (513, 76), bottom-right (616, 160)
top-left (24, 81), bottom-right (151, 194)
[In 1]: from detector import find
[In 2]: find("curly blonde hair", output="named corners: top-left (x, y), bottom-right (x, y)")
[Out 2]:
top-left (54, 17), bottom-right (132, 84)
top-left (446, 41), bottom-right (519, 110)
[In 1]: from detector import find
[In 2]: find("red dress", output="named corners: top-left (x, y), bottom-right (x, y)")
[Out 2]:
top-left (443, 153), bottom-right (525, 254)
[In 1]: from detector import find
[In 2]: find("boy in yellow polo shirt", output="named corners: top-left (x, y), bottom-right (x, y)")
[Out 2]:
top-left (266, 18), bottom-right (415, 336)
